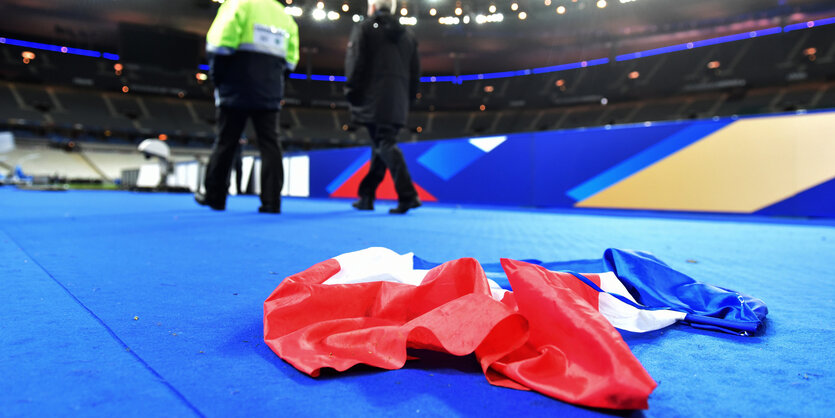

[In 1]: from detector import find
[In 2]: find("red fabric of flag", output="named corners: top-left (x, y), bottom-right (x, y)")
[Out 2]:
top-left (493, 259), bottom-right (657, 410)
top-left (264, 256), bottom-right (656, 410)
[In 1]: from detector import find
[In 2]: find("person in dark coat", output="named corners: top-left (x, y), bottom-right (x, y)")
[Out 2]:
top-left (344, 0), bottom-right (422, 214)
top-left (195, 0), bottom-right (299, 213)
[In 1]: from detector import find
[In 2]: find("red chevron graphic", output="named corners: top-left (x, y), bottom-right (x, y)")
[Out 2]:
top-left (330, 161), bottom-right (438, 202)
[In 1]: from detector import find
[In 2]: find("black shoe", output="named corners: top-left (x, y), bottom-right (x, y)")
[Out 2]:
top-left (258, 205), bottom-right (281, 214)
top-left (352, 197), bottom-right (374, 211)
top-left (389, 197), bottom-right (422, 214)
top-left (194, 193), bottom-right (225, 211)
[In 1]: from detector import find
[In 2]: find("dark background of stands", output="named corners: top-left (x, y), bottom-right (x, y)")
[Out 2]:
top-left (0, 0), bottom-right (834, 151)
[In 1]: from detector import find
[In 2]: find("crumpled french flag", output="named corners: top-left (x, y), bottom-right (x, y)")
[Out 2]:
top-left (264, 247), bottom-right (767, 410)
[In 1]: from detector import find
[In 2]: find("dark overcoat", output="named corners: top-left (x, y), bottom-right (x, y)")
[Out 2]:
top-left (344, 9), bottom-right (420, 126)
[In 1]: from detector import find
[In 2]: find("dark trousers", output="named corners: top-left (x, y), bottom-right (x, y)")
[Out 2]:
top-left (358, 123), bottom-right (417, 202)
top-left (204, 107), bottom-right (283, 208)
top-left (233, 151), bottom-right (243, 195)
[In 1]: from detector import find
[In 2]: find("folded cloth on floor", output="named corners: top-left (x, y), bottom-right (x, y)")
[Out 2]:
top-left (264, 247), bottom-right (768, 410)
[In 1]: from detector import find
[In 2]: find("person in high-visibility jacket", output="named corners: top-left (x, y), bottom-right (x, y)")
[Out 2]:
top-left (196, 0), bottom-right (299, 214)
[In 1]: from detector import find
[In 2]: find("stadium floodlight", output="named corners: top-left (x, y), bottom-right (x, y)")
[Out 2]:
top-left (312, 8), bottom-right (326, 21)
top-left (476, 14), bottom-right (503, 24)
top-left (439, 16), bottom-right (460, 25)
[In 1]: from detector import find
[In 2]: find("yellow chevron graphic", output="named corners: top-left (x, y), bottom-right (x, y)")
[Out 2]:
top-left (576, 112), bottom-right (835, 213)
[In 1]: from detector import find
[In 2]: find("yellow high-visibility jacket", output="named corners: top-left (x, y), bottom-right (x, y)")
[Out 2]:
top-left (206, 0), bottom-right (299, 109)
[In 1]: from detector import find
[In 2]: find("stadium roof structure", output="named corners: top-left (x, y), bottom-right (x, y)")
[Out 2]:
top-left (1, 0), bottom-right (834, 75)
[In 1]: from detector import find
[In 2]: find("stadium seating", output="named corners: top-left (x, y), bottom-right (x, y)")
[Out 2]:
top-left (3, 142), bottom-right (100, 179)
top-left (1, 22), bottom-right (833, 150)
top-left (0, 83), bottom-right (44, 123)
top-left (51, 90), bottom-right (136, 132)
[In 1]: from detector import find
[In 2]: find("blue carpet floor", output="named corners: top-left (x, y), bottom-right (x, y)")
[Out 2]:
top-left (1, 187), bottom-right (833, 417)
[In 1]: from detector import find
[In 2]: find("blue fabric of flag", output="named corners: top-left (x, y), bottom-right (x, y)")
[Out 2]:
top-left (495, 249), bottom-right (767, 335)
top-left (417, 249), bottom-right (768, 336)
